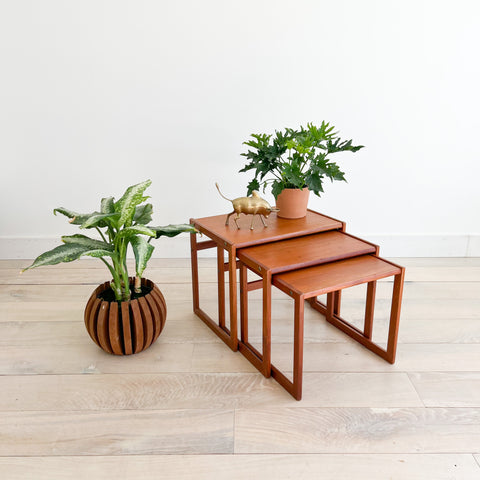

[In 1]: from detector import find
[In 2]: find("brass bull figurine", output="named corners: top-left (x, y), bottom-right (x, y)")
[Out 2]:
top-left (215, 183), bottom-right (279, 230)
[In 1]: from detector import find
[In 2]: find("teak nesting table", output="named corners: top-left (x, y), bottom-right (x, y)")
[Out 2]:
top-left (190, 210), bottom-right (345, 351)
top-left (190, 210), bottom-right (405, 400)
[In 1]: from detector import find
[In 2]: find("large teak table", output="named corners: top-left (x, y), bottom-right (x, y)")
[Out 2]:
top-left (189, 210), bottom-right (344, 350)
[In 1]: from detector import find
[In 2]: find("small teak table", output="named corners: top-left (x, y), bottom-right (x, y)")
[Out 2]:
top-left (189, 210), bottom-right (344, 350)
top-left (240, 252), bottom-right (405, 400)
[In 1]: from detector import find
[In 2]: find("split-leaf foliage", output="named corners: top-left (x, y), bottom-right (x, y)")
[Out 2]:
top-left (23, 180), bottom-right (197, 301)
top-left (240, 122), bottom-right (364, 198)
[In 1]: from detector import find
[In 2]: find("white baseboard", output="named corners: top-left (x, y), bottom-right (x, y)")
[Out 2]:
top-left (359, 234), bottom-right (479, 257)
top-left (1, 234), bottom-right (479, 259)
top-left (0, 235), bottom-right (195, 260)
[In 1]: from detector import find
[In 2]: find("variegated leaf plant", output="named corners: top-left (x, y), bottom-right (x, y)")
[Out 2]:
top-left (23, 180), bottom-right (197, 302)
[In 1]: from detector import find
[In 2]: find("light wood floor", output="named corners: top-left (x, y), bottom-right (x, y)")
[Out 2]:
top-left (1, 257), bottom-right (479, 479)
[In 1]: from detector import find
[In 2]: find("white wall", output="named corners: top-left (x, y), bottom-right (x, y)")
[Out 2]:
top-left (1, 0), bottom-right (479, 258)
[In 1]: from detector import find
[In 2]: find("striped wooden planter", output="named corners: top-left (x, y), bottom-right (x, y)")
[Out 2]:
top-left (84, 278), bottom-right (166, 355)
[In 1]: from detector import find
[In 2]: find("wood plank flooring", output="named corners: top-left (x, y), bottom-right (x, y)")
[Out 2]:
top-left (0, 258), bottom-right (479, 479)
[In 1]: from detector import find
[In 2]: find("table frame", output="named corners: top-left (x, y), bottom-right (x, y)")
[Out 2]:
top-left (237, 233), bottom-right (379, 377)
top-left (240, 255), bottom-right (405, 400)
top-left (189, 210), bottom-right (344, 351)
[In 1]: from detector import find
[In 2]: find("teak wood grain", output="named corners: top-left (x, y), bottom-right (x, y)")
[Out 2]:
top-left (273, 255), bottom-right (401, 298)
top-left (190, 210), bottom-right (345, 352)
top-left (237, 231), bottom-right (377, 274)
top-left (236, 232), bottom-right (378, 379)
top-left (192, 210), bottom-right (344, 250)
top-left (239, 252), bottom-right (405, 399)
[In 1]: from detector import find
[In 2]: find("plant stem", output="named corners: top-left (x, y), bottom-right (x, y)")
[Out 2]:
top-left (103, 257), bottom-right (122, 301)
top-left (96, 227), bottom-right (108, 243)
top-left (107, 226), bottom-right (116, 243)
top-left (119, 239), bottom-right (130, 301)
top-left (271, 170), bottom-right (283, 181)
top-left (134, 275), bottom-right (141, 293)
top-left (112, 234), bottom-right (131, 302)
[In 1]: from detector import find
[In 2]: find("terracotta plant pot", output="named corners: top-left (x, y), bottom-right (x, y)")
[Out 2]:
top-left (84, 278), bottom-right (166, 355)
top-left (276, 188), bottom-right (310, 219)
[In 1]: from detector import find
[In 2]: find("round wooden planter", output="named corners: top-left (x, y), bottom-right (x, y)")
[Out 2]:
top-left (276, 188), bottom-right (310, 219)
top-left (84, 278), bottom-right (166, 355)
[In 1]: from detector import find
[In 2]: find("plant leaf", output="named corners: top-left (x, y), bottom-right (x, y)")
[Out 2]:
top-left (305, 172), bottom-right (325, 196)
top-left (83, 250), bottom-right (116, 258)
top-left (129, 235), bottom-right (154, 278)
top-left (116, 225), bottom-right (156, 240)
top-left (149, 224), bottom-right (197, 239)
top-left (271, 180), bottom-right (285, 199)
top-left (100, 197), bottom-right (115, 214)
top-left (53, 208), bottom-right (93, 225)
top-left (133, 203), bottom-right (153, 225)
top-left (22, 243), bottom-right (113, 271)
top-left (326, 138), bottom-right (364, 154)
top-left (61, 234), bottom-right (113, 251)
top-left (114, 179), bottom-right (152, 228)
top-left (54, 208), bottom-right (119, 229)
top-left (283, 162), bottom-right (305, 189)
top-left (80, 212), bottom-right (120, 229)
top-left (246, 179), bottom-right (260, 196)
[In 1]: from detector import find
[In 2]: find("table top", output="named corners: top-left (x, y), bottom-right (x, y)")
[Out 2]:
top-left (237, 231), bottom-right (377, 274)
top-left (274, 255), bottom-right (401, 298)
top-left (191, 210), bottom-right (343, 250)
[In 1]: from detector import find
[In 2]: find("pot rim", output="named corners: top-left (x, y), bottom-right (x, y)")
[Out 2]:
top-left (93, 277), bottom-right (157, 304)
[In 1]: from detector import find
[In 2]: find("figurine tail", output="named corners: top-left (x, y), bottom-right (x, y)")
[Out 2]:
top-left (215, 183), bottom-right (232, 202)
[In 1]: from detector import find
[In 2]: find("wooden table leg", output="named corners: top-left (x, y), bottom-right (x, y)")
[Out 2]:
top-left (262, 272), bottom-right (272, 378)
top-left (326, 292), bottom-right (335, 321)
top-left (228, 248), bottom-right (238, 351)
top-left (217, 246), bottom-right (226, 329)
top-left (190, 230), bottom-right (200, 312)
top-left (293, 295), bottom-right (305, 400)
top-left (364, 281), bottom-right (377, 340)
top-left (334, 222), bottom-right (347, 317)
top-left (386, 269), bottom-right (405, 363)
top-left (190, 227), bottom-right (238, 351)
top-left (240, 262), bottom-right (248, 344)
top-left (334, 291), bottom-right (342, 317)
top-left (238, 261), bottom-right (276, 377)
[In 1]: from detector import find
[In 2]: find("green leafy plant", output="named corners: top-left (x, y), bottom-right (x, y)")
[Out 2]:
top-left (22, 179), bottom-right (196, 302)
top-left (240, 122), bottom-right (364, 198)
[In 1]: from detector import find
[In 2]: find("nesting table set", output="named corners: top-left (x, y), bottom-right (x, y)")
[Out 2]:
top-left (190, 210), bottom-right (405, 400)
